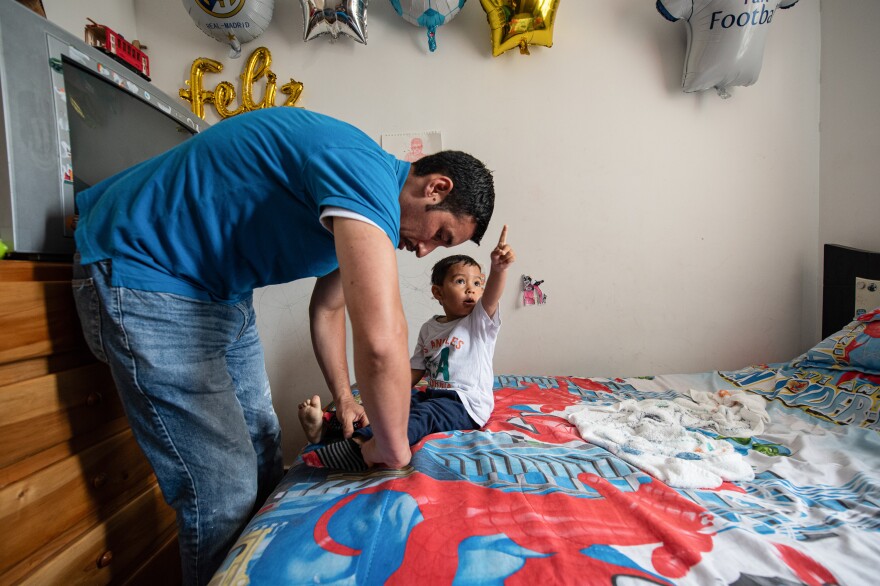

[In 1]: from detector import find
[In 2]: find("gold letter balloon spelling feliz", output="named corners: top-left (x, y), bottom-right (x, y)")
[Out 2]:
top-left (479, 0), bottom-right (561, 57)
top-left (180, 47), bottom-right (304, 120)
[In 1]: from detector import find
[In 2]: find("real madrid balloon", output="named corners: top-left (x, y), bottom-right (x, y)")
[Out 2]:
top-left (182, 0), bottom-right (275, 58)
top-left (389, 0), bottom-right (467, 52)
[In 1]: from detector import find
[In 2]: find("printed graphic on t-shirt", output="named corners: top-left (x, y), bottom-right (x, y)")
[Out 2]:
top-left (424, 333), bottom-right (467, 389)
top-left (426, 346), bottom-right (451, 388)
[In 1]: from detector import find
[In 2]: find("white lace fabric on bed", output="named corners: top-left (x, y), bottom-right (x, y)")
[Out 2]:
top-left (565, 388), bottom-right (770, 489)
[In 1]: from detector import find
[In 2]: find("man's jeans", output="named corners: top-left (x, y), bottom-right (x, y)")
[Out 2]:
top-left (72, 256), bottom-right (283, 585)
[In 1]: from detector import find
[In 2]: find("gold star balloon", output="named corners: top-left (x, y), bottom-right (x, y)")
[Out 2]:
top-left (479, 0), bottom-right (561, 57)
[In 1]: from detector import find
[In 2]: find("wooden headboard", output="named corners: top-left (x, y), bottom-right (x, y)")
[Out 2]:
top-left (822, 244), bottom-right (880, 338)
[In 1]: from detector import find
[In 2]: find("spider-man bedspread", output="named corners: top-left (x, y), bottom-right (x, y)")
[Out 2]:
top-left (210, 315), bottom-right (880, 585)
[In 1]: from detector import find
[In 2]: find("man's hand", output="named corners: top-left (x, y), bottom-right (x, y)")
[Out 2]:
top-left (490, 224), bottom-right (515, 273)
top-left (333, 392), bottom-right (369, 438)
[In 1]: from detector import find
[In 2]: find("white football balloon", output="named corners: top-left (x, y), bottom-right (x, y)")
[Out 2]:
top-left (657, 0), bottom-right (799, 97)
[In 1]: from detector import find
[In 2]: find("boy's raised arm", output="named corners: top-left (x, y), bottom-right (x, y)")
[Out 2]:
top-left (482, 224), bottom-right (515, 318)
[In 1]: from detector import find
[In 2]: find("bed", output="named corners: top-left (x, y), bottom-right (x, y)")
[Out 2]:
top-left (209, 245), bottom-right (880, 585)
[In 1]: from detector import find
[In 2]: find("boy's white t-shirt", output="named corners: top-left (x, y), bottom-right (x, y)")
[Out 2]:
top-left (410, 299), bottom-right (501, 427)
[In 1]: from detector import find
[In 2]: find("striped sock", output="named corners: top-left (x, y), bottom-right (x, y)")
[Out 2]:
top-left (303, 438), bottom-right (367, 472)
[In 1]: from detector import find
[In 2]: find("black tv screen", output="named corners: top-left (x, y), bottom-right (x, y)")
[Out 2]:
top-left (62, 56), bottom-right (195, 194)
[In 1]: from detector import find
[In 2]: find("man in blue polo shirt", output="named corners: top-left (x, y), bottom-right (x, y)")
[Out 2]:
top-left (72, 107), bottom-right (495, 586)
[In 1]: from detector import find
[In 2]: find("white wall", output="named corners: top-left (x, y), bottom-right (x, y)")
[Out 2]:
top-left (41, 0), bottom-right (823, 461)
top-left (42, 0), bottom-right (138, 44)
top-left (819, 0), bottom-right (880, 254)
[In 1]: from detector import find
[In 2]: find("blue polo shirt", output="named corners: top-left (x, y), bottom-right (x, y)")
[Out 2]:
top-left (75, 108), bottom-right (410, 302)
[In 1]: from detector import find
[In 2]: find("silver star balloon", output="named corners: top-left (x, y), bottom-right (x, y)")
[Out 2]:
top-left (300, 0), bottom-right (368, 44)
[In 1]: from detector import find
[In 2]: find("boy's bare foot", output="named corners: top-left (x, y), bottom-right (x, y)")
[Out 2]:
top-left (298, 395), bottom-right (323, 444)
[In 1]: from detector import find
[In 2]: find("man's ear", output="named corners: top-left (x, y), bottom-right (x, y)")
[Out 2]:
top-left (426, 175), bottom-right (453, 202)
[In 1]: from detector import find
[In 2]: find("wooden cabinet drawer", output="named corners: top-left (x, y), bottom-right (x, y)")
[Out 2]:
top-left (0, 261), bottom-right (92, 388)
top-left (0, 280), bottom-right (85, 365)
top-left (1, 428), bottom-right (161, 581)
top-left (0, 261), bottom-right (73, 283)
top-left (0, 362), bottom-right (126, 471)
top-left (0, 260), bottom-right (180, 584)
top-left (18, 482), bottom-right (177, 585)
top-left (0, 348), bottom-right (96, 389)
top-left (124, 532), bottom-right (182, 586)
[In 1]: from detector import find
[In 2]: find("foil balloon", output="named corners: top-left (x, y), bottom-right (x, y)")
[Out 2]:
top-left (657, 0), bottom-right (799, 98)
top-left (179, 56), bottom-right (223, 119)
top-left (479, 0), bottom-right (560, 57)
top-left (213, 46), bottom-right (277, 118)
top-left (182, 0), bottom-right (275, 58)
top-left (389, 0), bottom-right (467, 52)
top-left (300, 1), bottom-right (368, 43)
top-left (179, 47), bottom-right (305, 120)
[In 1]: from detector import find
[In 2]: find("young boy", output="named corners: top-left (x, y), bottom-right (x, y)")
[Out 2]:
top-left (299, 225), bottom-right (515, 471)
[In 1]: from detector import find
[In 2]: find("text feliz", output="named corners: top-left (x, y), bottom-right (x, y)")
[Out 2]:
top-left (179, 47), bottom-right (303, 120)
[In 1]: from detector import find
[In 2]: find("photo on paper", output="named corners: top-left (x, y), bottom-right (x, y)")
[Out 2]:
top-left (381, 131), bottom-right (442, 162)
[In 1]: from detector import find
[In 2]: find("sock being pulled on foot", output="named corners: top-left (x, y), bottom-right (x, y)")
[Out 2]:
top-left (302, 438), bottom-right (367, 472)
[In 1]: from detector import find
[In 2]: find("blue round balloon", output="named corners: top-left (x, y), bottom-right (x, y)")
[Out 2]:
top-left (389, 0), bottom-right (467, 52)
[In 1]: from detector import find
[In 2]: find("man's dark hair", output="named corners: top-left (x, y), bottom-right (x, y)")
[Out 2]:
top-left (431, 255), bottom-right (481, 287)
top-left (412, 151), bottom-right (495, 245)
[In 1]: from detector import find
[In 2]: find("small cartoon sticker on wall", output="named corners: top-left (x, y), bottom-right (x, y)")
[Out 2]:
top-left (522, 275), bottom-right (547, 306)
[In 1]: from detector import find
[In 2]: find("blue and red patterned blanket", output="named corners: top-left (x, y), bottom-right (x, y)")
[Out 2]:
top-left (211, 364), bottom-right (880, 585)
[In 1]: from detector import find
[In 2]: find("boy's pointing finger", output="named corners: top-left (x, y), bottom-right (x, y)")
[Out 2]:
top-left (498, 224), bottom-right (508, 247)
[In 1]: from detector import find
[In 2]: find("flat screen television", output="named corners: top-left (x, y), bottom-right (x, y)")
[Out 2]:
top-left (0, 0), bottom-right (204, 259)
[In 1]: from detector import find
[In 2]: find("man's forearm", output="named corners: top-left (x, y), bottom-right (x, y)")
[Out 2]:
top-left (351, 323), bottom-right (412, 466)
top-left (333, 217), bottom-right (413, 468)
top-left (310, 304), bottom-right (352, 402)
top-left (310, 271), bottom-right (353, 402)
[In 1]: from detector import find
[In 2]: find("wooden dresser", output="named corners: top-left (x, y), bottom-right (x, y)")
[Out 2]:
top-left (0, 260), bottom-right (181, 585)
